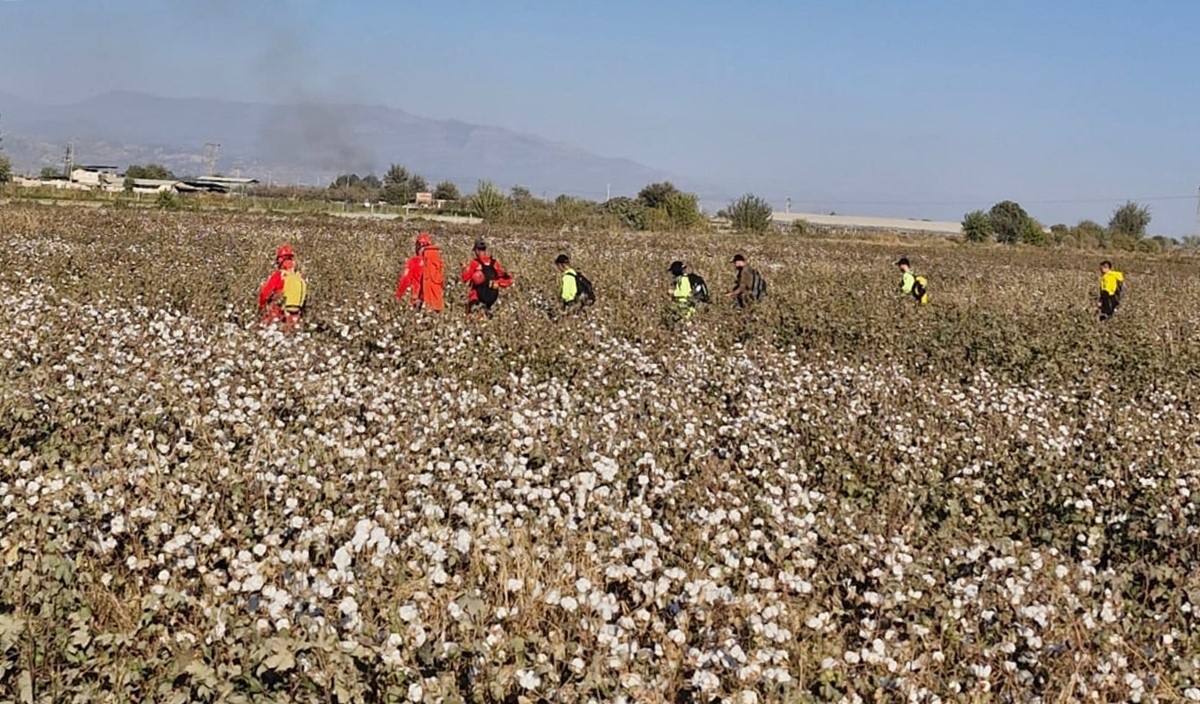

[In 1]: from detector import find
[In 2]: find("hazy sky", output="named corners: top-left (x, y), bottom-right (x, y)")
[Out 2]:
top-left (2, 0), bottom-right (1198, 233)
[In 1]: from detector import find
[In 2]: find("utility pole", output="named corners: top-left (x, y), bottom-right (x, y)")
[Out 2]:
top-left (204, 142), bottom-right (221, 177)
top-left (786, 197), bottom-right (792, 214)
top-left (606, 183), bottom-right (611, 201)
top-left (62, 142), bottom-right (74, 179)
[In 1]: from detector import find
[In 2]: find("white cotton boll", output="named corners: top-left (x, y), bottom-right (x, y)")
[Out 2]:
top-left (561, 596), bottom-right (579, 612)
top-left (333, 545), bottom-right (353, 573)
top-left (242, 574), bottom-right (264, 593)
top-left (506, 578), bottom-right (523, 593)
top-left (454, 530), bottom-right (472, 554)
top-left (517, 669), bottom-right (541, 690)
top-left (407, 683), bottom-right (423, 702)
top-left (399, 603), bottom-right (419, 622)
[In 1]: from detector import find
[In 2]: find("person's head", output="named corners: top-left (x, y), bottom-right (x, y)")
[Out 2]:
top-left (473, 238), bottom-right (488, 256)
top-left (1100, 260), bottom-right (1112, 273)
top-left (276, 244), bottom-right (295, 268)
top-left (668, 261), bottom-right (685, 277)
top-left (732, 253), bottom-right (746, 270)
top-left (895, 256), bottom-right (911, 272)
top-left (555, 253), bottom-right (570, 271)
top-left (415, 232), bottom-right (432, 252)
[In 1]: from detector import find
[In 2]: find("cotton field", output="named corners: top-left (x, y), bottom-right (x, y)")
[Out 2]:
top-left (2, 208), bottom-right (1199, 703)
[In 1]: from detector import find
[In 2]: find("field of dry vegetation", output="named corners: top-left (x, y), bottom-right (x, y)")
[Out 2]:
top-left (2, 206), bottom-right (1200, 703)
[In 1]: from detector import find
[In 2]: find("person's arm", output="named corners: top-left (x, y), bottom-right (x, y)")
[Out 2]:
top-left (461, 259), bottom-right (477, 284)
top-left (729, 270), bottom-right (745, 297)
top-left (901, 272), bottom-right (915, 294)
top-left (397, 257), bottom-right (420, 300)
top-left (258, 271), bottom-right (282, 308)
top-left (493, 260), bottom-right (513, 288)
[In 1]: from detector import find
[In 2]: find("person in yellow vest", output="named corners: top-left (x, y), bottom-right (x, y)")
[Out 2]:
top-left (668, 260), bottom-right (695, 320)
top-left (258, 244), bottom-right (308, 326)
top-left (1098, 260), bottom-right (1124, 321)
top-left (896, 257), bottom-right (929, 305)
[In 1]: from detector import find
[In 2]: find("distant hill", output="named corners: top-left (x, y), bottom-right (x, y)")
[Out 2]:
top-left (0, 91), bottom-right (709, 199)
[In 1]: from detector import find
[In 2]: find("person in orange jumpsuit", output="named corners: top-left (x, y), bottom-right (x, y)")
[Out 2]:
top-left (395, 232), bottom-right (445, 312)
top-left (258, 244), bottom-right (304, 326)
top-left (460, 238), bottom-right (512, 317)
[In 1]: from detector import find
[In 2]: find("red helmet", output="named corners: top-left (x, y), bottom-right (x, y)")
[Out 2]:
top-left (471, 270), bottom-right (486, 286)
top-left (415, 233), bottom-right (432, 249)
top-left (276, 244), bottom-right (295, 263)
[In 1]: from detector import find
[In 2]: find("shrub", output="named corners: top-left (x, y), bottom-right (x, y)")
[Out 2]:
top-left (470, 180), bottom-right (507, 222)
top-left (988, 200), bottom-right (1031, 245)
top-left (1108, 201), bottom-right (1151, 241)
top-left (961, 210), bottom-right (992, 243)
top-left (726, 194), bottom-right (774, 233)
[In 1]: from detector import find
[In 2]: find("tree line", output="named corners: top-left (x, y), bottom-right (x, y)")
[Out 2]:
top-left (962, 200), bottom-right (1178, 252)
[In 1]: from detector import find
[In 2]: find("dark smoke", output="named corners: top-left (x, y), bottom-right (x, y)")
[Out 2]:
top-left (170, 1), bottom-right (375, 180)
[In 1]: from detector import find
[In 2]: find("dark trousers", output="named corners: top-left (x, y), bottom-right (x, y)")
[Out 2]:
top-left (1099, 294), bottom-right (1118, 321)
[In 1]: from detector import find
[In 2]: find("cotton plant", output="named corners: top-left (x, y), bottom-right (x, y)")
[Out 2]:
top-left (0, 209), bottom-right (1198, 702)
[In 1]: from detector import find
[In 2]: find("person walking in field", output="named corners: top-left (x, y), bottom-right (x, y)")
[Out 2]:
top-left (258, 244), bottom-right (308, 326)
top-left (555, 254), bottom-right (595, 310)
top-left (461, 238), bottom-right (513, 318)
top-left (1098, 260), bottom-right (1125, 321)
top-left (727, 253), bottom-right (767, 308)
top-left (396, 231), bottom-right (445, 312)
top-left (896, 257), bottom-right (929, 305)
top-left (668, 260), bottom-right (710, 320)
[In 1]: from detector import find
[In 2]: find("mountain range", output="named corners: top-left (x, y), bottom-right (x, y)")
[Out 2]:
top-left (0, 91), bottom-right (709, 200)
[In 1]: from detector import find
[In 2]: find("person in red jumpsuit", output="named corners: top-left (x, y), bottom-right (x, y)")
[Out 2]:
top-left (460, 238), bottom-right (512, 317)
top-left (395, 232), bottom-right (445, 312)
top-left (258, 244), bottom-right (301, 325)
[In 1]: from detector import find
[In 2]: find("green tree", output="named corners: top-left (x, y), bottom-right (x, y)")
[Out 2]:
top-left (40, 166), bottom-right (60, 179)
top-left (1020, 217), bottom-right (1048, 246)
top-left (601, 196), bottom-right (647, 230)
top-left (328, 173), bottom-right (381, 202)
top-left (961, 209), bottom-right (992, 243)
top-left (470, 180), bottom-right (507, 222)
top-left (1071, 220), bottom-right (1106, 248)
top-left (510, 185), bottom-right (533, 202)
top-left (433, 180), bottom-right (461, 201)
top-left (380, 164), bottom-right (422, 204)
top-left (660, 190), bottom-right (704, 230)
top-left (988, 200), bottom-right (1031, 245)
top-left (789, 218), bottom-right (813, 236)
top-left (1108, 201), bottom-right (1151, 240)
top-left (126, 164), bottom-right (175, 180)
top-left (726, 193), bottom-right (774, 233)
top-left (637, 181), bottom-right (679, 209)
top-left (0, 155), bottom-right (11, 184)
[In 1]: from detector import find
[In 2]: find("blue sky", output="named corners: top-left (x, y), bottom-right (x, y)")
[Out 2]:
top-left (1, 0), bottom-right (1198, 233)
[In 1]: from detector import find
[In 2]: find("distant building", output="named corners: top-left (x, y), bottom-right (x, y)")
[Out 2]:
top-left (70, 166), bottom-right (121, 189)
top-left (414, 192), bottom-right (435, 208)
top-left (192, 176), bottom-right (258, 193)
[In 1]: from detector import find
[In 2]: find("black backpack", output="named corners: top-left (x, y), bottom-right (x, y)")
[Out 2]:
top-left (911, 275), bottom-right (927, 301)
top-left (568, 271), bottom-right (596, 305)
top-left (476, 257), bottom-right (500, 306)
top-left (687, 273), bottom-right (710, 303)
top-left (749, 269), bottom-right (767, 300)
